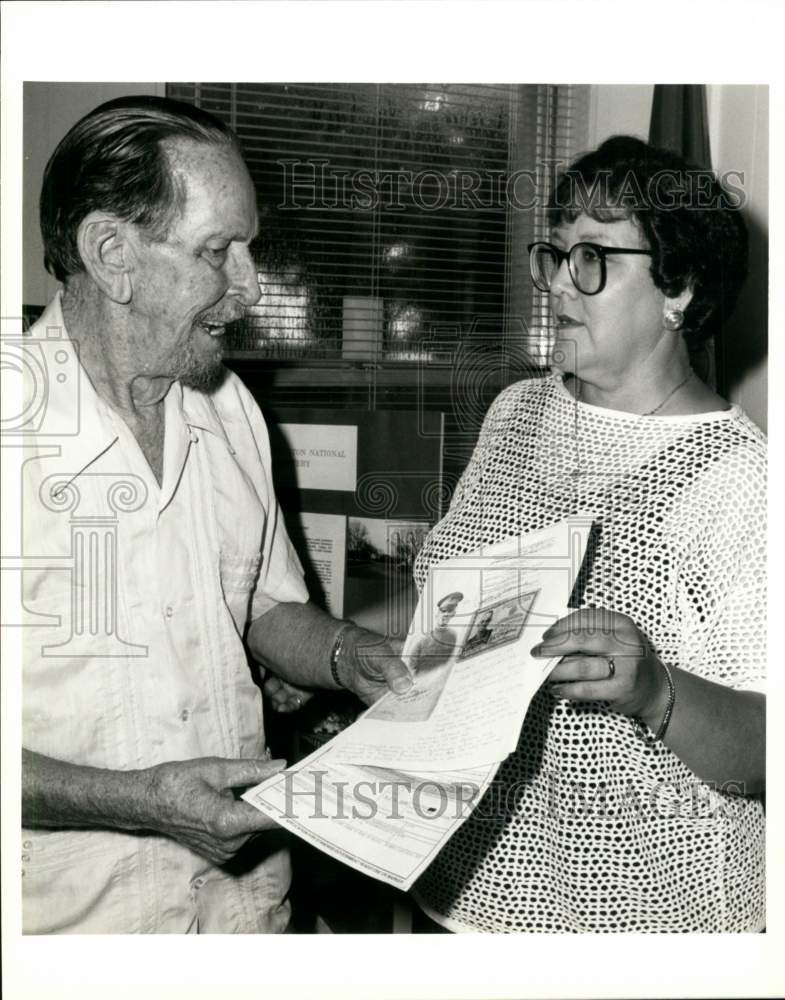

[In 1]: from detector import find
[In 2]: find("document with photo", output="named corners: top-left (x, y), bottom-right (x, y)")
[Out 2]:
top-left (326, 517), bottom-right (591, 771)
top-left (243, 517), bottom-right (591, 888)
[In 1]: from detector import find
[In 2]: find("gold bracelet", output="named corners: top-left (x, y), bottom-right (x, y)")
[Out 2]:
top-left (329, 622), bottom-right (354, 689)
top-left (632, 661), bottom-right (676, 745)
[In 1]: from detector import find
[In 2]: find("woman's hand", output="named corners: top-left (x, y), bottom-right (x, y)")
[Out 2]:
top-left (531, 608), bottom-right (670, 725)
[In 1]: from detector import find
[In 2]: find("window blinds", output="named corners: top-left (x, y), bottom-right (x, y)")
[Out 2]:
top-left (167, 83), bottom-right (587, 368)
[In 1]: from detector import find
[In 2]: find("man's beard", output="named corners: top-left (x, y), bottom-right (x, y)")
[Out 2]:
top-left (175, 337), bottom-right (227, 393)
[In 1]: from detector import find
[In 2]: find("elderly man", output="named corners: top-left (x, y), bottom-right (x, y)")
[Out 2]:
top-left (21, 96), bottom-right (411, 934)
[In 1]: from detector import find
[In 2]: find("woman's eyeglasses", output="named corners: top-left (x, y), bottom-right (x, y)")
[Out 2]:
top-left (527, 241), bottom-right (652, 296)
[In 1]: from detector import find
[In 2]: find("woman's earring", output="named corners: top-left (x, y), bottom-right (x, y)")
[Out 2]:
top-left (663, 308), bottom-right (685, 331)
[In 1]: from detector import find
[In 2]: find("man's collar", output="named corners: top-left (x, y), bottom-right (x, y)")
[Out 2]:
top-left (175, 381), bottom-right (233, 445)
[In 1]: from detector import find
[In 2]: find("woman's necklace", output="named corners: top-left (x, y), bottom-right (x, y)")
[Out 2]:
top-left (570, 370), bottom-right (694, 480)
top-left (642, 370), bottom-right (695, 416)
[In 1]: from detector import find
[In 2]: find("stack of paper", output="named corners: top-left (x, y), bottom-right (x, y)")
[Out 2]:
top-left (243, 518), bottom-right (591, 890)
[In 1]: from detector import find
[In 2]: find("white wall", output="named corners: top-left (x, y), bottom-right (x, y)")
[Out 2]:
top-left (24, 81), bottom-right (164, 307)
top-left (588, 84), bottom-right (654, 148)
top-left (707, 85), bottom-right (769, 433)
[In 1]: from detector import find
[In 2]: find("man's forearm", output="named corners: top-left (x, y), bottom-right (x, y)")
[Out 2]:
top-left (248, 600), bottom-right (412, 704)
top-left (23, 750), bottom-right (286, 865)
top-left (246, 600), bottom-right (347, 689)
top-left (22, 748), bottom-right (154, 830)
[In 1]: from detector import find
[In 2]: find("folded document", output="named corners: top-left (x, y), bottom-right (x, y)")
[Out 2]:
top-left (243, 517), bottom-right (591, 890)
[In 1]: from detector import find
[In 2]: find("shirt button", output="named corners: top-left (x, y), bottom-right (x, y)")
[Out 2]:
top-left (165, 605), bottom-right (174, 619)
top-left (22, 854), bottom-right (30, 862)
top-left (181, 709), bottom-right (190, 722)
top-left (23, 840), bottom-right (32, 849)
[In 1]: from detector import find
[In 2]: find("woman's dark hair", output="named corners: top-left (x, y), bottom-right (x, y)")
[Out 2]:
top-left (548, 135), bottom-right (748, 343)
top-left (40, 95), bottom-right (241, 283)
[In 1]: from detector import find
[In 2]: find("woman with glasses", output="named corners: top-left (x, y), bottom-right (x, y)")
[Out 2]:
top-left (411, 135), bottom-right (766, 933)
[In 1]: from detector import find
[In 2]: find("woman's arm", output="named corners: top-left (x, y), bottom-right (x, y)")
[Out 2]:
top-left (639, 665), bottom-right (764, 793)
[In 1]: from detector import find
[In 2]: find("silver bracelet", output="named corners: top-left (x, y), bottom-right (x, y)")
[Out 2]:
top-left (632, 661), bottom-right (676, 745)
top-left (329, 622), bottom-right (354, 689)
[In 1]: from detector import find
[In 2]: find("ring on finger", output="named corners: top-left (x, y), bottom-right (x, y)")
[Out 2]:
top-left (606, 655), bottom-right (616, 680)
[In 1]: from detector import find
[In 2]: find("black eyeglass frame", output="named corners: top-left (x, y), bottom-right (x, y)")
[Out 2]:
top-left (527, 241), bottom-right (653, 296)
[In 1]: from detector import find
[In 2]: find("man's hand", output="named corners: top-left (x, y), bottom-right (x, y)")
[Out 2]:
top-left (336, 626), bottom-right (412, 704)
top-left (263, 675), bottom-right (315, 713)
top-left (23, 750), bottom-right (286, 866)
top-left (248, 602), bottom-right (412, 708)
top-left (144, 756), bottom-right (286, 865)
top-left (264, 629), bottom-right (411, 711)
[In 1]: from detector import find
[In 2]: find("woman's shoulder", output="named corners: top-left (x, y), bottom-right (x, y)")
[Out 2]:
top-left (728, 406), bottom-right (767, 449)
top-left (486, 373), bottom-right (556, 415)
top-left (680, 407), bottom-right (767, 516)
top-left (706, 405), bottom-right (767, 469)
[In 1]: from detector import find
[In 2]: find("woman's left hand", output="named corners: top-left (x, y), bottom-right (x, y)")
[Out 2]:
top-left (531, 608), bottom-right (669, 721)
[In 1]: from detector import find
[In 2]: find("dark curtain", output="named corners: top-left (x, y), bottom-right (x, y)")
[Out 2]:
top-left (649, 84), bottom-right (711, 168)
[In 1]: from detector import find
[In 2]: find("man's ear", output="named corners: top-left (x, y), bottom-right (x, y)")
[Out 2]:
top-left (76, 213), bottom-right (133, 304)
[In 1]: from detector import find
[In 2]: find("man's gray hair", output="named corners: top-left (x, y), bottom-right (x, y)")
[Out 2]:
top-left (40, 95), bottom-right (242, 283)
